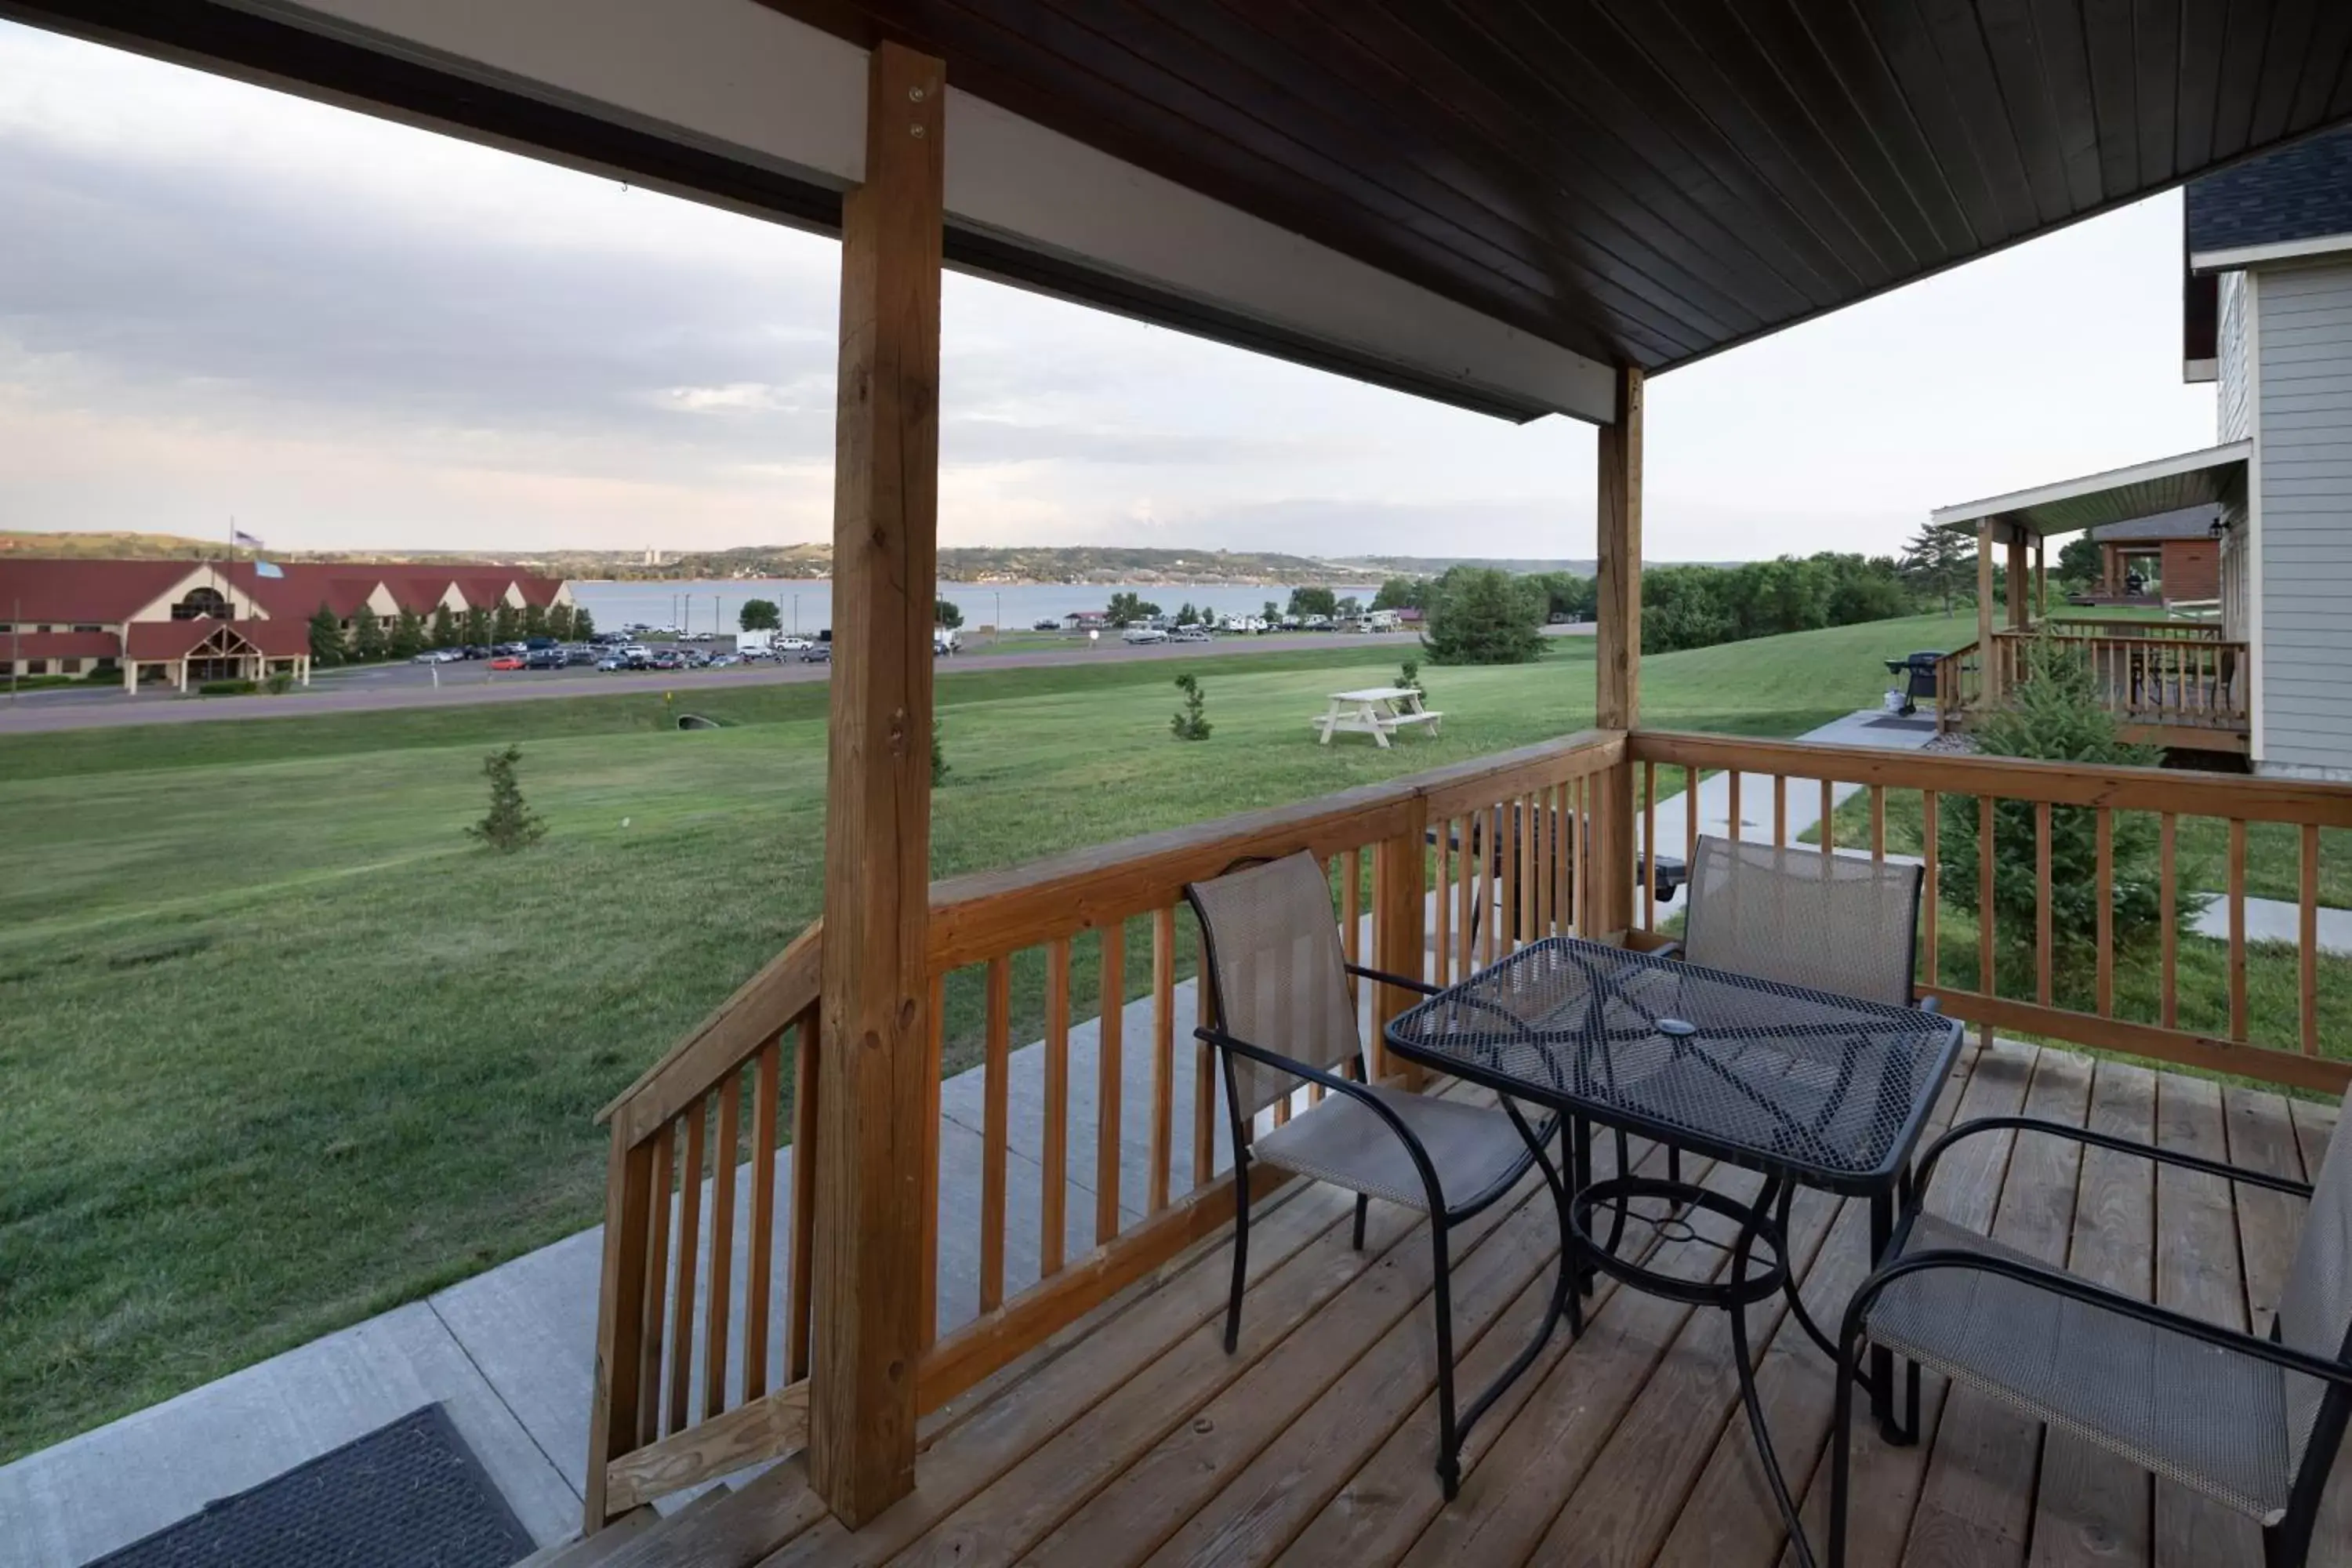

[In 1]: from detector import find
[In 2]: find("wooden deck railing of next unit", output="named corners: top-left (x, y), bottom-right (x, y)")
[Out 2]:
top-left (1628, 731), bottom-right (2352, 1098)
top-left (1991, 627), bottom-right (2249, 731)
top-left (579, 728), bottom-right (1628, 1530)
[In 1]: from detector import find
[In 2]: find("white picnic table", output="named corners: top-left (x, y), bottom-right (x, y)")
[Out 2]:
top-left (1312, 686), bottom-right (1443, 747)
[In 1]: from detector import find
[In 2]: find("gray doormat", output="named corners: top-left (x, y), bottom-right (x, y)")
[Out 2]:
top-left (86, 1404), bottom-right (535, 1568)
top-left (1863, 714), bottom-right (1939, 733)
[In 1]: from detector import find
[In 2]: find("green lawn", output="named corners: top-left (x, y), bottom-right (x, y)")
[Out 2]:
top-left (0, 612), bottom-right (1969, 1459)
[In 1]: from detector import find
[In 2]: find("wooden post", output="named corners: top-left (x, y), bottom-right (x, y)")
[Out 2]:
top-left (1373, 796), bottom-right (1428, 1086)
top-left (1976, 519), bottom-right (1997, 704)
top-left (808, 39), bottom-right (943, 1528)
top-left (1594, 365), bottom-right (1642, 937)
top-left (2033, 542), bottom-right (2046, 628)
top-left (2005, 532), bottom-right (2030, 631)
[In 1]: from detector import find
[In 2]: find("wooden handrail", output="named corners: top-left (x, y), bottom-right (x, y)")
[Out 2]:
top-left (1631, 731), bottom-right (2347, 825)
top-left (599, 922), bottom-right (822, 1142)
top-left (926, 730), bottom-right (1624, 968)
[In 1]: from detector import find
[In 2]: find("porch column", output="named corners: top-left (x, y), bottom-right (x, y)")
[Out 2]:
top-left (1977, 520), bottom-right (1997, 702)
top-left (2034, 542), bottom-right (2046, 625)
top-left (809, 38), bottom-right (943, 1529)
top-left (1594, 365), bottom-right (1642, 936)
top-left (2005, 532), bottom-right (2030, 630)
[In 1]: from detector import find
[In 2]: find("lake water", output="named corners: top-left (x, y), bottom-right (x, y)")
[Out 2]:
top-left (568, 579), bottom-right (1378, 635)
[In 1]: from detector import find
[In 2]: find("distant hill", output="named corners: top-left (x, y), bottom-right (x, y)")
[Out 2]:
top-left (0, 533), bottom-right (1731, 583)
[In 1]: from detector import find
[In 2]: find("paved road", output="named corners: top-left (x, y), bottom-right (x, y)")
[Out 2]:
top-left (0, 624), bottom-right (1593, 735)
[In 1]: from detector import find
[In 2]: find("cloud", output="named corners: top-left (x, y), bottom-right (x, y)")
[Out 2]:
top-left (0, 20), bottom-right (2217, 560)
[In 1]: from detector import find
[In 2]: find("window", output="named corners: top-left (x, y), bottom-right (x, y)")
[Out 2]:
top-left (171, 587), bottom-right (230, 621)
top-left (24, 659), bottom-right (48, 675)
top-left (60, 659), bottom-right (81, 674)
top-left (72, 623), bottom-right (103, 633)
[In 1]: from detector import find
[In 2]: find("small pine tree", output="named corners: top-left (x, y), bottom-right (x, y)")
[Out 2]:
top-left (307, 603), bottom-right (344, 666)
top-left (492, 603), bottom-right (521, 643)
top-left (1398, 658), bottom-right (1425, 695)
top-left (1940, 630), bottom-right (2195, 950)
top-left (467, 746), bottom-right (546, 852)
top-left (522, 604), bottom-right (549, 638)
top-left (430, 604), bottom-right (459, 648)
top-left (571, 607), bottom-right (596, 641)
top-left (463, 607), bottom-right (492, 648)
top-left (931, 721), bottom-right (951, 786)
top-left (388, 608), bottom-right (427, 659)
top-left (349, 612), bottom-right (387, 663)
top-left (1171, 673), bottom-right (1212, 741)
top-left (1421, 567), bottom-right (1543, 665)
top-left (546, 603), bottom-right (575, 642)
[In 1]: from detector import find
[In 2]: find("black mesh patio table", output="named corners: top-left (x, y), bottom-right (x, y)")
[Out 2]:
top-left (1384, 936), bottom-right (1964, 1567)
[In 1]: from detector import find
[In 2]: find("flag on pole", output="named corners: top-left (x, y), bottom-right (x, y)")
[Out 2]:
top-left (232, 529), bottom-right (263, 548)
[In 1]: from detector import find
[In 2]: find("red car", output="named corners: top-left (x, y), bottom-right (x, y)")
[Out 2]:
top-left (488, 655), bottom-right (525, 671)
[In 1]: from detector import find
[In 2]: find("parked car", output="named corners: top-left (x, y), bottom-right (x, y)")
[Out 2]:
top-left (524, 647), bottom-right (567, 670)
top-left (1121, 626), bottom-right (1169, 644)
top-left (410, 650), bottom-right (445, 664)
top-left (595, 655), bottom-right (629, 672)
top-left (1169, 626), bottom-right (1212, 643)
top-left (619, 643), bottom-right (651, 662)
top-left (566, 645), bottom-right (597, 666)
top-left (710, 653), bottom-right (742, 668)
top-left (800, 644), bottom-right (831, 663)
top-left (488, 655), bottom-right (525, 671)
top-left (777, 636), bottom-right (812, 652)
top-left (1033, 619), bottom-right (1062, 632)
top-left (458, 644), bottom-right (488, 660)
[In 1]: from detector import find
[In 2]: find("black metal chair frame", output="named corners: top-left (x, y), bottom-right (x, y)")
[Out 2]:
top-left (1828, 1115), bottom-right (2352, 1568)
top-left (1184, 874), bottom-right (1570, 1498)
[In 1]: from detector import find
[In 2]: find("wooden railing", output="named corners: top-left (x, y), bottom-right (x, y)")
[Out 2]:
top-left (581, 728), bottom-right (1627, 1528)
top-left (1933, 641), bottom-right (1980, 733)
top-left (1628, 731), bottom-right (2352, 1096)
top-left (585, 926), bottom-right (822, 1524)
top-left (1991, 629), bottom-right (2248, 732)
top-left (2045, 616), bottom-right (2226, 642)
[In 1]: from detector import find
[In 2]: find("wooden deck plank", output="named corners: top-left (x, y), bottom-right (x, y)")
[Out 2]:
top-left (2223, 1087), bottom-right (2306, 1338)
top-left (2151, 1074), bottom-right (2263, 1568)
top-left (1134, 1134), bottom-right (1653, 1568)
top-left (1032, 1168), bottom-right (1571, 1568)
top-left (1900, 1047), bottom-right (2092, 1566)
top-left (744, 1052), bottom-right (2342, 1568)
top-left (1262, 1147), bottom-right (1722, 1568)
top-left (753, 1181), bottom-right (1355, 1568)
top-left (1530, 1181), bottom-right (1844, 1565)
top-left (2026, 1060), bottom-right (2155, 1568)
top-left (1770, 1038), bottom-right (2036, 1568)
top-left (1651, 1041), bottom-right (1987, 1568)
top-left (1388, 1163), bottom-right (1772, 1567)
top-left (877, 1192), bottom-right (1443, 1568)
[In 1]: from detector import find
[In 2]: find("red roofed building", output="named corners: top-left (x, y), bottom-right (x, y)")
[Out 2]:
top-left (0, 557), bottom-right (570, 695)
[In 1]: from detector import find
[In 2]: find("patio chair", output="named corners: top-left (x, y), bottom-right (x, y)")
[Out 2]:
top-left (1828, 1093), bottom-right (2352, 1568)
top-left (1185, 851), bottom-right (1566, 1497)
top-left (1667, 834), bottom-right (1928, 1008)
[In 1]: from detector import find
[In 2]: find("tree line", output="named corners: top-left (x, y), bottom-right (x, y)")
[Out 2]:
top-left (308, 601), bottom-right (595, 666)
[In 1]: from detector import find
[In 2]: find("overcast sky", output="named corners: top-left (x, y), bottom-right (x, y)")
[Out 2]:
top-left (0, 20), bottom-right (2221, 563)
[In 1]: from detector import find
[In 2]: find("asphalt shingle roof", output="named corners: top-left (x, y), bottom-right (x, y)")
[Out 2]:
top-left (2089, 504), bottom-right (2220, 543)
top-left (2188, 125), bottom-right (2352, 256)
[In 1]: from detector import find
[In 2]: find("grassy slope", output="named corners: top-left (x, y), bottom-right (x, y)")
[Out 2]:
top-left (0, 614), bottom-right (1959, 1457)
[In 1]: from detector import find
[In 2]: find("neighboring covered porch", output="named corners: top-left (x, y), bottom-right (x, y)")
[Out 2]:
top-left (1928, 443), bottom-right (2253, 753)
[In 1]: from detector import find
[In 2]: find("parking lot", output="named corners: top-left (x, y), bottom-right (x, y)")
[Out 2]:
top-left (0, 624), bottom-right (1591, 734)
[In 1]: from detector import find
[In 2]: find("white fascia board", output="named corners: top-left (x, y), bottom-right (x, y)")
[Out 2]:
top-left (233, 0), bottom-right (1615, 423)
top-left (2190, 231), bottom-right (2352, 274)
top-left (1930, 441), bottom-right (2253, 532)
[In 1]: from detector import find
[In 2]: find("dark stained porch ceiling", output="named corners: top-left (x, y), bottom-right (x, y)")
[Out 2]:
top-left (766, 0), bottom-right (2352, 373)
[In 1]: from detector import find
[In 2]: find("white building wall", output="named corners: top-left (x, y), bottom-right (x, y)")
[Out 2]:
top-left (2255, 257), bottom-right (2352, 779)
top-left (2219, 270), bottom-right (2255, 443)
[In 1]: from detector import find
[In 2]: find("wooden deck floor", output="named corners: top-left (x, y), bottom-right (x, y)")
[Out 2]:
top-left (607, 1042), bottom-right (2352, 1568)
